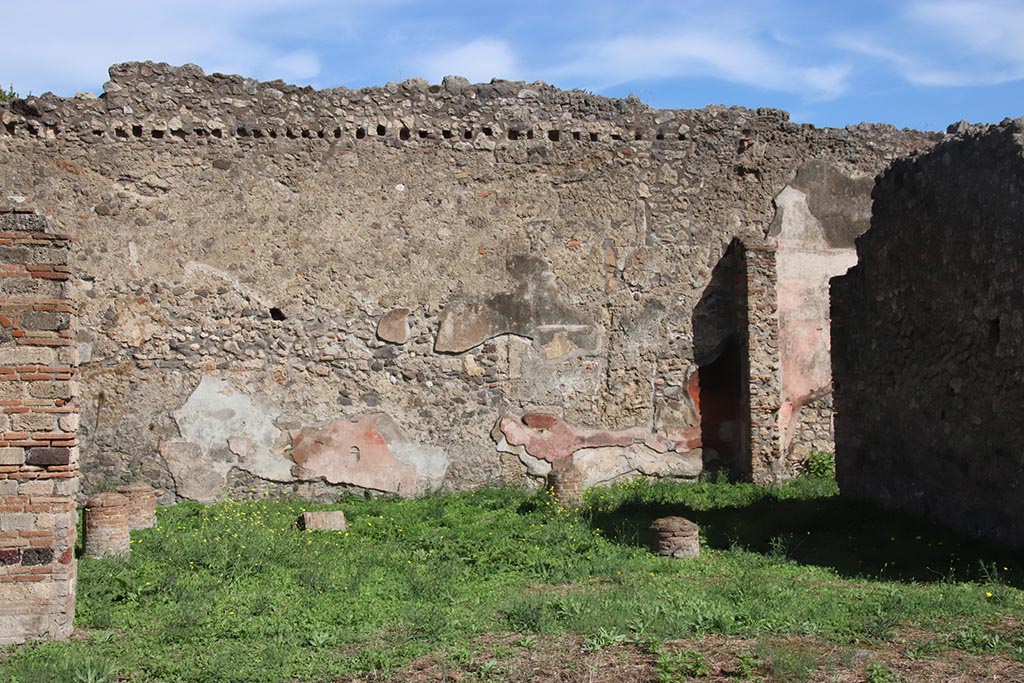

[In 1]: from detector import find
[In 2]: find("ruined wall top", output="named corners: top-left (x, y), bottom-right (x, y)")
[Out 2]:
top-left (1, 61), bottom-right (920, 147)
top-left (857, 116), bottom-right (1024, 257)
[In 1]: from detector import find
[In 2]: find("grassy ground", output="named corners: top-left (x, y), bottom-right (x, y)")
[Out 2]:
top-left (2, 475), bottom-right (1023, 682)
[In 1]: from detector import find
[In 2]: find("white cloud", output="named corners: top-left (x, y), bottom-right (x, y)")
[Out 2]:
top-left (912, 0), bottom-right (1024, 62)
top-left (837, 0), bottom-right (1024, 87)
top-left (267, 50), bottom-right (322, 82)
top-left (419, 39), bottom-right (519, 84)
top-left (0, 0), bottom-right (331, 95)
top-left (546, 30), bottom-right (851, 101)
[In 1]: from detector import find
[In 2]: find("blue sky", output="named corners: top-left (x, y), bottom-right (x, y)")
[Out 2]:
top-left (3, 0), bottom-right (1022, 131)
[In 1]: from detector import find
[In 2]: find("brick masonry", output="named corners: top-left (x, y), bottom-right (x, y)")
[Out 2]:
top-left (0, 209), bottom-right (79, 645)
top-left (117, 481), bottom-right (158, 531)
top-left (648, 516), bottom-right (700, 559)
top-left (831, 119), bottom-right (1024, 552)
top-left (84, 492), bottom-right (131, 558)
top-left (546, 466), bottom-right (584, 509)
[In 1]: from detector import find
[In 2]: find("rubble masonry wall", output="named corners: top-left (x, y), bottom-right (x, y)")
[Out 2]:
top-left (0, 62), bottom-right (938, 501)
top-left (832, 119), bottom-right (1024, 551)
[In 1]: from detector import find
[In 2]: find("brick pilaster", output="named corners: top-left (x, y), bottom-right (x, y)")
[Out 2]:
top-left (0, 208), bottom-right (78, 645)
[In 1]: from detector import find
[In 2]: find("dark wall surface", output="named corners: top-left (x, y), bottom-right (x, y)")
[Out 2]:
top-left (832, 118), bottom-right (1024, 551)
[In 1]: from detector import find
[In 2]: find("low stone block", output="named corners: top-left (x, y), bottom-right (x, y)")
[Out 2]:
top-left (298, 510), bottom-right (348, 531)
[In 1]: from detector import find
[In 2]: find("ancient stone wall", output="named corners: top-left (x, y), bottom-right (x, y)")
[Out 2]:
top-left (832, 118), bottom-right (1024, 551)
top-left (0, 62), bottom-right (939, 501)
top-left (0, 209), bottom-right (79, 644)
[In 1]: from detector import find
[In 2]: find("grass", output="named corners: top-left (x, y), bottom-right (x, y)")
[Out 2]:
top-left (1, 475), bottom-right (1023, 682)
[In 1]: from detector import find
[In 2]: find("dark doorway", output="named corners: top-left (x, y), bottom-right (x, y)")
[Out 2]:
top-left (692, 240), bottom-right (751, 481)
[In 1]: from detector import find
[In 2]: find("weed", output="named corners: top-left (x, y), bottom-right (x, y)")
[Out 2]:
top-left (514, 634), bottom-right (538, 649)
top-left (582, 627), bottom-right (628, 652)
top-left (1, 650), bottom-right (116, 683)
top-left (0, 84), bottom-right (17, 103)
top-left (865, 662), bottom-right (899, 683)
top-left (735, 651), bottom-right (759, 677)
top-left (905, 637), bottom-right (941, 660)
top-left (804, 451), bottom-right (836, 479)
top-left (755, 639), bottom-right (819, 683)
top-left (655, 648), bottom-right (710, 680)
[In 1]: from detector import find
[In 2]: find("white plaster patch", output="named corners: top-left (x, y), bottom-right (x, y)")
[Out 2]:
top-left (773, 186), bottom-right (825, 247)
top-left (172, 376), bottom-right (292, 491)
top-left (390, 441), bottom-right (449, 493)
top-left (574, 447), bottom-right (636, 488)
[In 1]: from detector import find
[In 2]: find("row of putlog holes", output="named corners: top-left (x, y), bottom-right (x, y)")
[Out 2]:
top-left (3, 120), bottom-right (689, 143)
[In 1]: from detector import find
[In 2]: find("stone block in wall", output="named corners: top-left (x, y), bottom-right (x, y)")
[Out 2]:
top-left (0, 447), bottom-right (25, 465)
top-left (25, 447), bottom-right (72, 466)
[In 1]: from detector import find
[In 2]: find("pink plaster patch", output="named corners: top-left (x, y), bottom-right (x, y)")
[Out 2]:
top-left (289, 414), bottom-right (418, 495)
top-left (498, 413), bottom-right (691, 469)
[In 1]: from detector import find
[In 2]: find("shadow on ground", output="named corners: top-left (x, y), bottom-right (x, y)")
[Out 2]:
top-left (587, 490), bottom-right (1024, 586)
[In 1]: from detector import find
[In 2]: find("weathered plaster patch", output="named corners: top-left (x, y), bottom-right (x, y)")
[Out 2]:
top-left (166, 376), bottom-right (291, 501)
top-left (289, 413), bottom-right (448, 496)
top-left (770, 162), bottom-right (867, 459)
top-left (494, 412), bottom-right (703, 486)
top-left (435, 255), bottom-right (600, 359)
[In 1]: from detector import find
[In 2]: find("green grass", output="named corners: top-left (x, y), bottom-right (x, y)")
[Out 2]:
top-left (2, 477), bottom-right (1023, 682)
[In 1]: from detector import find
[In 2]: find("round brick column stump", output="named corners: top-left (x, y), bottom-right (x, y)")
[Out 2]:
top-left (84, 493), bottom-right (131, 558)
top-left (117, 481), bottom-right (158, 530)
top-left (649, 516), bottom-right (700, 559)
top-left (547, 466), bottom-right (584, 509)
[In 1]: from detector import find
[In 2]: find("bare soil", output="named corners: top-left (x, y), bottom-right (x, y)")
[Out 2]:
top-left (338, 632), bottom-right (1024, 682)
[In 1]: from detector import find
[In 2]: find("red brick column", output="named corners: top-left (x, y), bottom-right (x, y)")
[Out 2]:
top-left (648, 517), bottom-right (700, 559)
top-left (546, 465), bottom-right (583, 509)
top-left (0, 208), bottom-right (78, 644)
top-left (84, 493), bottom-right (131, 558)
top-left (117, 481), bottom-right (158, 530)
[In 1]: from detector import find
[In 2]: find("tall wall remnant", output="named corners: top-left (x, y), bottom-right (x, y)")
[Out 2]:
top-left (832, 118), bottom-right (1024, 552)
top-left (0, 209), bottom-right (79, 644)
top-left (0, 62), bottom-right (939, 501)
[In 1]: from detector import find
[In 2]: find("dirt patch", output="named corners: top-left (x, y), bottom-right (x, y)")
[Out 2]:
top-left (336, 632), bottom-right (1024, 682)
